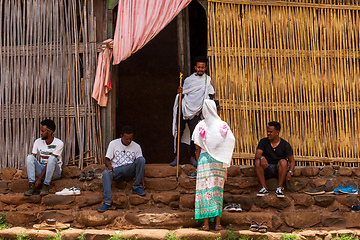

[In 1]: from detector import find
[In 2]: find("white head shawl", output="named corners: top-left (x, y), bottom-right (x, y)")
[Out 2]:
top-left (192, 99), bottom-right (235, 168)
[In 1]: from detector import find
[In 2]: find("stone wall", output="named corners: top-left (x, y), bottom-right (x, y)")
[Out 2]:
top-left (0, 164), bottom-right (360, 232)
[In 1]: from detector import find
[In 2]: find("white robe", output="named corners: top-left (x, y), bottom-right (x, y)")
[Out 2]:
top-left (182, 73), bottom-right (215, 119)
top-left (172, 73), bottom-right (215, 152)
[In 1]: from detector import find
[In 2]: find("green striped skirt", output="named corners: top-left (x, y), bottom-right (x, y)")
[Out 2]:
top-left (195, 152), bottom-right (226, 222)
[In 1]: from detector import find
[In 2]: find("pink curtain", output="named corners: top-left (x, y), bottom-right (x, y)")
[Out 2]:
top-left (93, 0), bottom-right (191, 106)
top-left (92, 42), bottom-right (113, 107)
top-left (113, 0), bottom-right (192, 64)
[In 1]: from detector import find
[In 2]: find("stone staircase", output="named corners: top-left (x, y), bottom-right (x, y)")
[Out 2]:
top-left (0, 164), bottom-right (360, 233)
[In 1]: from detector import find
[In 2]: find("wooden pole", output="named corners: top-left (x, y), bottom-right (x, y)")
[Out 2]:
top-left (176, 72), bottom-right (183, 182)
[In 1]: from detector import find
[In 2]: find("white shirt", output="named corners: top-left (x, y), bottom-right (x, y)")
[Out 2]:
top-left (105, 139), bottom-right (143, 168)
top-left (32, 137), bottom-right (64, 167)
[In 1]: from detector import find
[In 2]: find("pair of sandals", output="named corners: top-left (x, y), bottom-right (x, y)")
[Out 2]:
top-left (79, 171), bottom-right (95, 181)
top-left (33, 219), bottom-right (70, 230)
top-left (250, 221), bottom-right (267, 233)
top-left (200, 224), bottom-right (224, 231)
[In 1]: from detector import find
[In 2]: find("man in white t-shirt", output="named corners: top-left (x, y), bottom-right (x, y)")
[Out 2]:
top-left (24, 119), bottom-right (64, 196)
top-left (98, 126), bottom-right (146, 212)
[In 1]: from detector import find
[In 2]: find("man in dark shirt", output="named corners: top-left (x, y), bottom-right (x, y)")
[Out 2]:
top-left (254, 121), bottom-right (295, 197)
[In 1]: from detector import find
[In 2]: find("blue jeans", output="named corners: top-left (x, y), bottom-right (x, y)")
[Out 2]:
top-left (26, 155), bottom-right (62, 185)
top-left (102, 156), bottom-right (146, 204)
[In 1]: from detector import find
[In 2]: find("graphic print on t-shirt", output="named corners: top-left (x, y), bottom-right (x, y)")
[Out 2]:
top-left (114, 149), bottom-right (136, 166)
top-left (40, 145), bottom-right (57, 163)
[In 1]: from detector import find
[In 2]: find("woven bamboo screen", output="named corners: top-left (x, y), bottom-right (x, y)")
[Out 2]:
top-left (0, 0), bottom-right (102, 169)
top-left (208, 0), bottom-right (360, 166)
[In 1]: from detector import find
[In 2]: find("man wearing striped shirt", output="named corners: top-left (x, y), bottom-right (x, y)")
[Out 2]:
top-left (24, 119), bottom-right (64, 196)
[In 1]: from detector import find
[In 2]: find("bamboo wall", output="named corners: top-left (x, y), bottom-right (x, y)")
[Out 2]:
top-left (0, 0), bottom-right (102, 169)
top-left (208, 0), bottom-right (360, 166)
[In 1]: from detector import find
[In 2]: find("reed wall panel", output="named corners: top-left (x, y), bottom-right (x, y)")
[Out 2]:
top-left (208, 0), bottom-right (360, 166)
top-left (0, 0), bottom-right (102, 168)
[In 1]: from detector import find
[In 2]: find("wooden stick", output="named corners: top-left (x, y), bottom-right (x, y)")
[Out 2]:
top-left (176, 72), bottom-right (183, 181)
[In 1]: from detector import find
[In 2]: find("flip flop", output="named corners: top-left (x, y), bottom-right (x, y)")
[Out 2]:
top-left (33, 219), bottom-right (70, 230)
top-left (258, 221), bottom-right (268, 233)
top-left (85, 171), bottom-right (95, 181)
top-left (79, 172), bottom-right (86, 181)
top-left (215, 225), bottom-right (224, 231)
top-left (249, 220), bottom-right (259, 232)
top-left (200, 225), bottom-right (210, 231)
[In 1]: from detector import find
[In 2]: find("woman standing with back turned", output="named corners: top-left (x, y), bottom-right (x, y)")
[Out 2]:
top-left (192, 99), bottom-right (235, 231)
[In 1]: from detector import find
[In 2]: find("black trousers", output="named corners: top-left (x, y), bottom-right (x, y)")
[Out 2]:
top-left (175, 108), bottom-right (201, 161)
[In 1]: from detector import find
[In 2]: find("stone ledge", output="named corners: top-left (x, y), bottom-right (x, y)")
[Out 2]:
top-left (3, 209), bottom-right (360, 231)
top-left (1, 227), bottom-right (360, 240)
top-left (0, 164), bottom-right (359, 231)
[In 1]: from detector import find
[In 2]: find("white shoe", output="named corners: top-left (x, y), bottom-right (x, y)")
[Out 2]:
top-left (55, 187), bottom-right (81, 195)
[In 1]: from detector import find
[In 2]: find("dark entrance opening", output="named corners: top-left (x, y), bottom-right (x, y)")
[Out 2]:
top-left (114, 2), bottom-right (207, 164)
top-left (188, 1), bottom-right (208, 66)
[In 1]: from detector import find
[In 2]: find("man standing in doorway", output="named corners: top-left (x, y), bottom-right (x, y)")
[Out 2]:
top-left (25, 119), bottom-right (64, 196)
top-left (255, 121), bottom-right (295, 198)
top-left (171, 56), bottom-right (215, 168)
top-left (98, 126), bottom-right (146, 212)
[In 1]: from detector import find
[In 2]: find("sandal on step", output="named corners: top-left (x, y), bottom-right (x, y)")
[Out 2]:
top-left (215, 225), bottom-right (224, 231)
top-left (200, 225), bottom-right (210, 231)
top-left (250, 221), bottom-right (259, 232)
top-left (86, 171), bottom-right (95, 181)
top-left (79, 172), bottom-right (86, 181)
top-left (258, 221), bottom-right (268, 233)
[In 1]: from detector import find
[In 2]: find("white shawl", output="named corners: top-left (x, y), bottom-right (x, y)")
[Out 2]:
top-left (182, 73), bottom-right (214, 119)
top-left (171, 73), bottom-right (215, 151)
top-left (192, 99), bottom-right (235, 168)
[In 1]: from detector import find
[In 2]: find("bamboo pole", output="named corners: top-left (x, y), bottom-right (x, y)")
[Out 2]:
top-left (176, 73), bottom-right (183, 181)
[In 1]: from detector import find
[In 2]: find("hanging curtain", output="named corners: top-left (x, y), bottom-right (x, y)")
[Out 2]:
top-left (93, 0), bottom-right (192, 106)
top-left (113, 0), bottom-right (192, 64)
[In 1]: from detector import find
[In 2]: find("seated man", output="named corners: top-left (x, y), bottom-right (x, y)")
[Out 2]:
top-left (98, 126), bottom-right (146, 212)
top-left (255, 121), bottom-right (295, 198)
top-left (25, 119), bottom-right (64, 196)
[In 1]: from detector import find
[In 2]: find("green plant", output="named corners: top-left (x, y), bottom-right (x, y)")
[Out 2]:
top-left (0, 214), bottom-right (9, 229)
top-left (281, 234), bottom-right (297, 240)
top-left (224, 227), bottom-right (239, 240)
top-left (108, 234), bottom-right (127, 240)
top-left (44, 230), bottom-right (63, 240)
top-left (238, 236), bottom-right (253, 240)
top-left (334, 235), bottom-right (359, 240)
top-left (77, 232), bottom-right (86, 240)
top-left (16, 232), bottom-right (30, 240)
top-left (165, 232), bottom-right (186, 240)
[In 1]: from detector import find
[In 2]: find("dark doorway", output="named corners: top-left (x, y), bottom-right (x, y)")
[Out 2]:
top-left (114, 2), bottom-right (207, 164)
top-left (188, 1), bottom-right (208, 67)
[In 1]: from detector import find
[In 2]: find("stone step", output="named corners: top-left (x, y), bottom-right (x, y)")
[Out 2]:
top-left (0, 225), bottom-right (360, 240)
top-left (0, 164), bottom-right (360, 231)
top-left (3, 207), bottom-right (360, 232)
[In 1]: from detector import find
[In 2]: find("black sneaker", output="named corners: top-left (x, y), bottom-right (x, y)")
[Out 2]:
top-left (24, 184), bottom-right (37, 196)
top-left (351, 204), bottom-right (360, 212)
top-left (188, 170), bottom-right (197, 179)
top-left (275, 187), bottom-right (285, 198)
top-left (234, 203), bottom-right (242, 212)
top-left (257, 187), bottom-right (269, 197)
top-left (223, 203), bottom-right (236, 211)
top-left (40, 184), bottom-right (50, 196)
